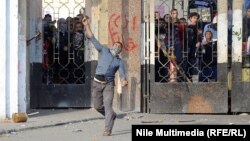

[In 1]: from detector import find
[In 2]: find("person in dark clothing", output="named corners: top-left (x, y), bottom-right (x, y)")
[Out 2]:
top-left (199, 31), bottom-right (217, 82)
top-left (43, 14), bottom-right (55, 40)
top-left (82, 17), bottom-right (128, 136)
top-left (171, 9), bottom-right (180, 25)
top-left (57, 18), bottom-right (69, 66)
top-left (163, 13), bottom-right (182, 82)
top-left (54, 18), bottom-right (69, 83)
top-left (184, 12), bottom-right (200, 82)
top-left (154, 12), bottom-right (168, 82)
top-left (42, 14), bottom-right (56, 84)
top-left (68, 21), bottom-right (85, 83)
top-left (73, 22), bottom-right (85, 65)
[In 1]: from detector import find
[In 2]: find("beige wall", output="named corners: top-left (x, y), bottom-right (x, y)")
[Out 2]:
top-left (109, 0), bottom-right (141, 112)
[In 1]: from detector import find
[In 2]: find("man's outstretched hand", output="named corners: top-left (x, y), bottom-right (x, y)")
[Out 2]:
top-left (82, 15), bottom-right (93, 38)
top-left (121, 80), bottom-right (128, 87)
top-left (82, 16), bottom-right (89, 26)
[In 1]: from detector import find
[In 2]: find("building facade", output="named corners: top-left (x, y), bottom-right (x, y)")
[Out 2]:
top-left (0, 0), bottom-right (249, 119)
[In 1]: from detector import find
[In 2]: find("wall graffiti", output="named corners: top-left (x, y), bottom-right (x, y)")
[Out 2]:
top-left (108, 13), bottom-right (138, 52)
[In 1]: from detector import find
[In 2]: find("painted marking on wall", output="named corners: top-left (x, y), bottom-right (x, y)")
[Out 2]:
top-left (109, 13), bottom-right (138, 52)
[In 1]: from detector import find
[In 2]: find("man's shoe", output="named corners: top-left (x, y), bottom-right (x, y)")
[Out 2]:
top-left (103, 129), bottom-right (111, 136)
top-left (103, 114), bottom-right (117, 136)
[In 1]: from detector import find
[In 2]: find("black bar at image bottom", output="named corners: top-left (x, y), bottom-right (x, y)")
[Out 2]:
top-left (132, 125), bottom-right (250, 141)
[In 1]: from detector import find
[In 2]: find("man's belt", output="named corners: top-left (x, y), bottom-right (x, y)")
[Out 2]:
top-left (94, 77), bottom-right (107, 84)
top-left (95, 74), bottom-right (105, 81)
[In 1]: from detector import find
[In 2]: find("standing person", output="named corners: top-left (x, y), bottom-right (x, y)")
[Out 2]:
top-left (55, 18), bottom-right (69, 83)
top-left (203, 15), bottom-right (217, 41)
top-left (73, 21), bottom-right (85, 65)
top-left (185, 12), bottom-right (200, 82)
top-left (199, 31), bottom-right (217, 82)
top-left (203, 14), bottom-right (218, 41)
top-left (82, 17), bottom-right (128, 136)
top-left (170, 9), bottom-right (179, 25)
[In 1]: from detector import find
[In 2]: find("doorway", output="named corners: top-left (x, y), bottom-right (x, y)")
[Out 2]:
top-left (29, 0), bottom-right (92, 108)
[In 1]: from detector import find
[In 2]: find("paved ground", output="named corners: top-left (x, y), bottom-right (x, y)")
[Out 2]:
top-left (0, 109), bottom-right (250, 141)
top-left (0, 118), bottom-right (132, 141)
top-left (0, 109), bottom-right (103, 134)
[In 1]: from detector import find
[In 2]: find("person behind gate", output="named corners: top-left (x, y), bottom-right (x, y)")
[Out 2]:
top-left (82, 17), bottom-right (128, 136)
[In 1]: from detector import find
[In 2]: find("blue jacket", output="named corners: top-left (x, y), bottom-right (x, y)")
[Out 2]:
top-left (90, 36), bottom-right (126, 81)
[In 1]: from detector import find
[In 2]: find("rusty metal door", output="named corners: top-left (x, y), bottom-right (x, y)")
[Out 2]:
top-left (143, 0), bottom-right (228, 113)
top-left (30, 0), bottom-right (92, 108)
top-left (231, 0), bottom-right (250, 112)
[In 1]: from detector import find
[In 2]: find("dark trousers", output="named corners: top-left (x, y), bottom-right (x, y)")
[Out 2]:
top-left (92, 80), bottom-right (116, 131)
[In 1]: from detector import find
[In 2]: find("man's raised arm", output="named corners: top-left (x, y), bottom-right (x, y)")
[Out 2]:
top-left (82, 16), bottom-right (103, 51)
top-left (82, 17), bottom-right (93, 38)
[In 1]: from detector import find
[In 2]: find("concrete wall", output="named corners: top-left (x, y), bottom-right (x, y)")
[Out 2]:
top-left (107, 0), bottom-right (142, 111)
top-left (18, 0), bottom-right (29, 113)
top-left (29, 0), bottom-right (43, 63)
top-left (0, 0), bottom-right (28, 119)
top-left (0, 0), bottom-right (7, 119)
top-left (85, 0), bottom-right (99, 62)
